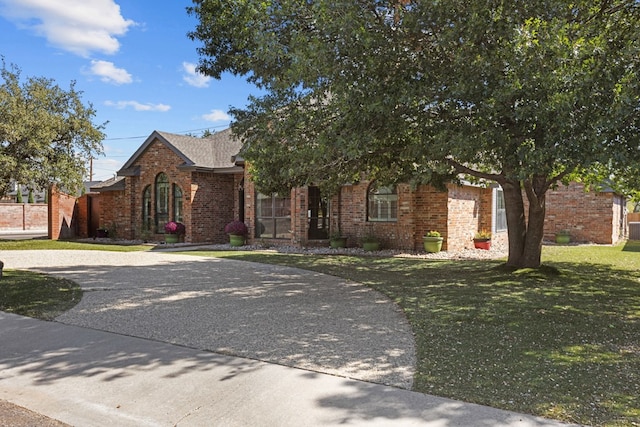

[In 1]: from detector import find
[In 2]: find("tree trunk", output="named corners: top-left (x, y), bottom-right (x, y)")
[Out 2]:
top-left (501, 178), bottom-right (546, 269)
top-left (501, 179), bottom-right (527, 267)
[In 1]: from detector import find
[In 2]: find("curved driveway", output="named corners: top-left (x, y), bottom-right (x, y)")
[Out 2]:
top-left (2, 250), bottom-right (415, 389)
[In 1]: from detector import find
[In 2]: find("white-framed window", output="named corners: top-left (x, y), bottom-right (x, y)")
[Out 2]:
top-left (493, 187), bottom-right (507, 232)
top-left (367, 183), bottom-right (398, 222)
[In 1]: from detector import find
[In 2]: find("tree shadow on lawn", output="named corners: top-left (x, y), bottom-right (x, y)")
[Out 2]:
top-left (622, 240), bottom-right (640, 252)
top-left (391, 259), bottom-right (640, 426)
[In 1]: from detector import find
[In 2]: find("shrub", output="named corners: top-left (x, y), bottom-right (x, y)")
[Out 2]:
top-left (224, 220), bottom-right (248, 236)
top-left (164, 221), bottom-right (186, 235)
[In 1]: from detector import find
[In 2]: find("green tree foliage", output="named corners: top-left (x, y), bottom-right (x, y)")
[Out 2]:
top-left (15, 184), bottom-right (22, 203)
top-left (0, 60), bottom-right (105, 198)
top-left (188, 0), bottom-right (640, 268)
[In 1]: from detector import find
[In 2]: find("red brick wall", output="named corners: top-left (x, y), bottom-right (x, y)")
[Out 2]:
top-left (49, 186), bottom-right (77, 240)
top-left (242, 179), bottom-right (500, 252)
top-left (0, 203), bottom-right (47, 231)
top-left (446, 185), bottom-right (482, 251)
top-left (412, 185), bottom-right (449, 250)
top-left (291, 187), bottom-right (308, 246)
top-left (328, 181), bottom-right (485, 251)
top-left (191, 172), bottom-right (239, 243)
top-left (542, 182), bottom-right (625, 244)
top-left (94, 138), bottom-right (242, 243)
top-left (75, 195), bottom-right (90, 238)
top-left (98, 190), bottom-right (128, 238)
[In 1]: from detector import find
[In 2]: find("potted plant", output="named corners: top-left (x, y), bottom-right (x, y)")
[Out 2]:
top-left (423, 230), bottom-right (444, 253)
top-left (473, 230), bottom-right (491, 250)
top-left (555, 229), bottom-right (571, 244)
top-left (224, 220), bottom-right (248, 246)
top-left (329, 230), bottom-right (347, 249)
top-left (362, 234), bottom-right (380, 251)
top-left (164, 221), bottom-right (185, 243)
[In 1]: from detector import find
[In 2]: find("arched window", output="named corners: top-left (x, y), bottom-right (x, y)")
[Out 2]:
top-left (367, 183), bottom-right (398, 222)
top-left (142, 185), bottom-right (152, 232)
top-left (155, 173), bottom-right (169, 231)
top-left (173, 184), bottom-right (183, 223)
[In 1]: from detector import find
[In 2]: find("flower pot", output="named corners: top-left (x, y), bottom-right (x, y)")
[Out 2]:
top-left (423, 236), bottom-right (443, 253)
top-left (165, 234), bottom-right (179, 244)
top-left (555, 234), bottom-right (570, 244)
top-left (229, 234), bottom-right (245, 247)
top-left (474, 239), bottom-right (491, 250)
top-left (330, 237), bottom-right (347, 249)
top-left (362, 241), bottom-right (380, 251)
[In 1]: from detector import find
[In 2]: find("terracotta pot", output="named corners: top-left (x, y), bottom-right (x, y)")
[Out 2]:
top-left (474, 239), bottom-right (491, 250)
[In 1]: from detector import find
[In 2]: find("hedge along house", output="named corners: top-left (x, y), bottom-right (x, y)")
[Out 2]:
top-left (88, 128), bottom-right (625, 249)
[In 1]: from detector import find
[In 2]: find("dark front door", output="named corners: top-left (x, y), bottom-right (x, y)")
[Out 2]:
top-left (308, 186), bottom-right (329, 239)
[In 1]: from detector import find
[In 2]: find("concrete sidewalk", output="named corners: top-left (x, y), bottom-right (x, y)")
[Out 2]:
top-left (0, 312), bottom-right (576, 427)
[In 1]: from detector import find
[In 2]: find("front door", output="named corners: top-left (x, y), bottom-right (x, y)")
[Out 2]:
top-left (308, 186), bottom-right (329, 239)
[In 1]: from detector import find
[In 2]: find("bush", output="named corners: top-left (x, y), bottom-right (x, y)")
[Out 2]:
top-left (224, 220), bottom-right (248, 236)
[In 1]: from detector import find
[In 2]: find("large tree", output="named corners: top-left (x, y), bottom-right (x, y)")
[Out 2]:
top-left (0, 61), bottom-right (105, 198)
top-left (188, 0), bottom-right (640, 268)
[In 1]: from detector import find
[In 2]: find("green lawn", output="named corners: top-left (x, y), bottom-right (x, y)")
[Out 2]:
top-left (0, 239), bottom-right (150, 251)
top-left (189, 243), bottom-right (640, 427)
top-left (1, 239), bottom-right (638, 425)
top-left (0, 270), bottom-right (82, 320)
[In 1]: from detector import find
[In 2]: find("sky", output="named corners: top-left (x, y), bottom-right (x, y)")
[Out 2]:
top-left (0, 0), bottom-right (259, 181)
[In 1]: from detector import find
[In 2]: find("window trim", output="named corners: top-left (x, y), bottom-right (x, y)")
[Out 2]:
top-left (142, 185), bottom-right (152, 232)
top-left (173, 184), bottom-right (183, 223)
top-left (255, 192), bottom-right (292, 239)
top-left (367, 183), bottom-right (398, 222)
top-left (155, 173), bottom-right (169, 232)
top-left (493, 187), bottom-right (507, 233)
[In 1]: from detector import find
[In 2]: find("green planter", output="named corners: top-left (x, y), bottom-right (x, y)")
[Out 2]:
top-left (556, 234), bottom-right (570, 244)
top-left (423, 236), bottom-right (443, 253)
top-left (165, 234), bottom-right (179, 244)
top-left (330, 237), bottom-right (347, 248)
top-left (362, 241), bottom-right (380, 251)
top-left (229, 234), bottom-right (245, 247)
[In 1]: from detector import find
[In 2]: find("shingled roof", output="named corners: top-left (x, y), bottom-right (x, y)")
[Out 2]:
top-left (118, 128), bottom-right (243, 175)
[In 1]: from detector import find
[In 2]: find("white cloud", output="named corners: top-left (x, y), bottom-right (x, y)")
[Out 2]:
top-left (182, 62), bottom-right (211, 88)
top-left (0, 0), bottom-right (136, 57)
top-left (202, 109), bottom-right (231, 122)
top-left (89, 60), bottom-right (132, 85)
top-left (104, 100), bottom-right (171, 112)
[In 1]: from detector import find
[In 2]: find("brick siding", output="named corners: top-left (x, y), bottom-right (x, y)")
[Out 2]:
top-left (85, 136), bottom-right (624, 250)
top-left (241, 177), bottom-right (501, 252)
top-left (48, 186), bottom-right (78, 240)
top-left (542, 182), bottom-right (627, 244)
top-left (0, 203), bottom-right (47, 231)
top-left (96, 138), bottom-right (243, 243)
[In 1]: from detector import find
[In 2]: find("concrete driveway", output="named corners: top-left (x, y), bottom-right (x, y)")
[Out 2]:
top-left (1, 249), bottom-right (415, 389)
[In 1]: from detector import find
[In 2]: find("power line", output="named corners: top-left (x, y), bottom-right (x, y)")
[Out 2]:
top-left (103, 124), bottom-right (231, 141)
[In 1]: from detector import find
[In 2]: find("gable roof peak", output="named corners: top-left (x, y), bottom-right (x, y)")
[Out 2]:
top-left (118, 128), bottom-right (243, 175)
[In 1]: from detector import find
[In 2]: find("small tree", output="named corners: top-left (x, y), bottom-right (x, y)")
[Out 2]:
top-left (15, 184), bottom-right (22, 203)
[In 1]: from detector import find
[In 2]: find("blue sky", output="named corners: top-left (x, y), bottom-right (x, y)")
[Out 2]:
top-left (0, 0), bottom-right (258, 181)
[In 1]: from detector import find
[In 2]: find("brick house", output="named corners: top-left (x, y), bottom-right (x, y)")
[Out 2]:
top-left (85, 128), bottom-right (626, 249)
top-left (91, 129), bottom-right (244, 243)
